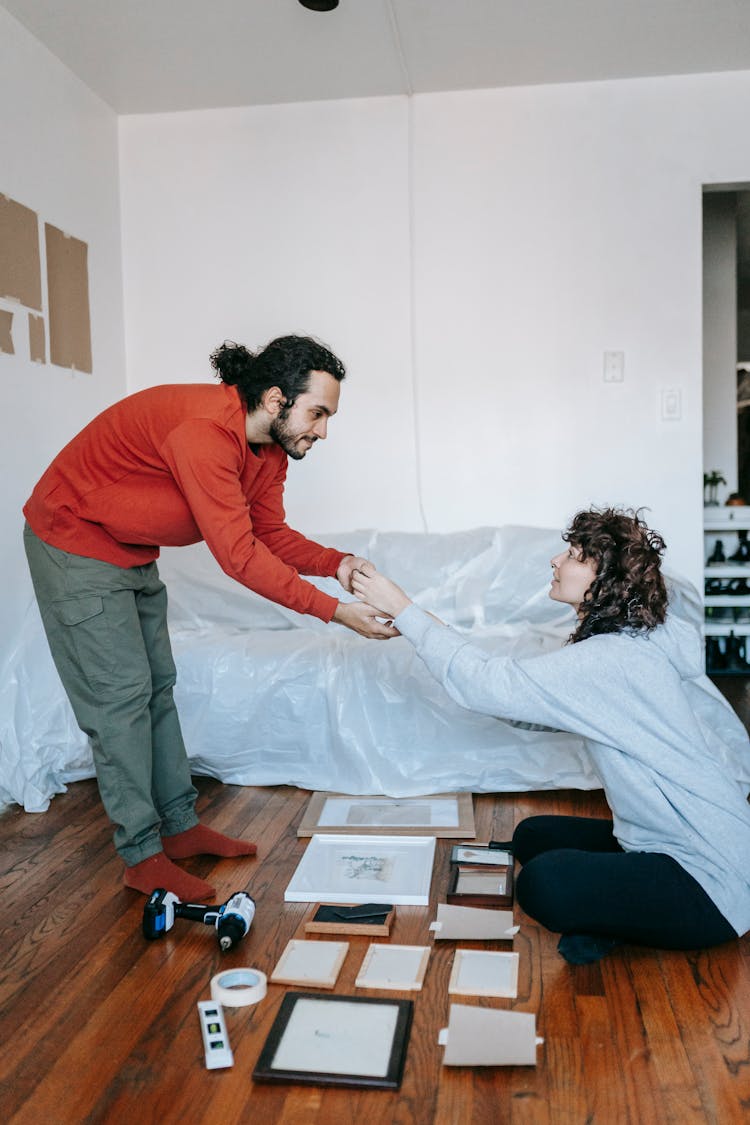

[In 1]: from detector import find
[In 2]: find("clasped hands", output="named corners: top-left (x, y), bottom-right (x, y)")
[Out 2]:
top-left (334, 555), bottom-right (411, 640)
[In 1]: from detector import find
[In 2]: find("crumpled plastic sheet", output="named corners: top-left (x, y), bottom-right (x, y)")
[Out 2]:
top-left (0, 525), bottom-right (716, 813)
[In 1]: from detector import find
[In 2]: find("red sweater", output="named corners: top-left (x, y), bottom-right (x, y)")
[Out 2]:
top-left (24, 383), bottom-right (347, 621)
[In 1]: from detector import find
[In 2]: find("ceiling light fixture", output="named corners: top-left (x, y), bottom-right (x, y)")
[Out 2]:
top-left (299, 0), bottom-right (339, 10)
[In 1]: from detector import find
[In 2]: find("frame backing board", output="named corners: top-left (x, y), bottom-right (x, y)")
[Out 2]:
top-left (440, 1004), bottom-right (541, 1067)
top-left (298, 792), bottom-right (475, 838)
top-left (270, 939), bottom-right (349, 990)
top-left (285, 834), bottom-right (436, 906)
top-left (253, 992), bottom-right (414, 1089)
top-left (355, 944), bottom-right (430, 992)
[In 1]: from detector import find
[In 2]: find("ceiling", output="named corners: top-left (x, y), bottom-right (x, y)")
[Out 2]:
top-left (3, 0), bottom-right (750, 115)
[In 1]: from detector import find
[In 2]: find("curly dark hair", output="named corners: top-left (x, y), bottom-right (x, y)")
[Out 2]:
top-left (209, 335), bottom-right (346, 411)
top-left (564, 507), bottom-right (668, 643)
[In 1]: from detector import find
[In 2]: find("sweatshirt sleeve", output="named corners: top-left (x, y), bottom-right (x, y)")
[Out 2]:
top-left (394, 603), bottom-right (627, 742)
top-left (160, 420), bottom-right (340, 621)
top-left (247, 453), bottom-right (349, 577)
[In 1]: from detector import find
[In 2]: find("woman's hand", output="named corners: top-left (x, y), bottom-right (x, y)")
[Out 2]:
top-left (351, 562), bottom-right (412, 619)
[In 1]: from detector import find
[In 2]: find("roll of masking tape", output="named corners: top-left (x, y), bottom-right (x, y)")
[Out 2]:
top-left (210, 968), bottom-right (267, 1008)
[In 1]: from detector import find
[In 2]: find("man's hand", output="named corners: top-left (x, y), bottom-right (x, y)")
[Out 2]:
top-left (351, 562), bottom-right (412, 619)
top-left (336, 555), bottom-right (372, 594)
top-left (333, 600), bottom-right (399, 640)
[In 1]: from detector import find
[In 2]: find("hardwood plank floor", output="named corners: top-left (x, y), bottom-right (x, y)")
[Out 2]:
top-left (2, 774), bottom-right (750, 1124)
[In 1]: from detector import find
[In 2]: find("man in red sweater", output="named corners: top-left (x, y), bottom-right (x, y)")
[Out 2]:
top-left (23, 335), bottom-right (394, 899)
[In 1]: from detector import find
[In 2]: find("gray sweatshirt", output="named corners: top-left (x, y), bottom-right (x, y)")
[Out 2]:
top-left (395, 603), bottom-right (750, 937)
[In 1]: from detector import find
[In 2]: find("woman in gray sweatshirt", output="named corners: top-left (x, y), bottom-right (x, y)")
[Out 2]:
top-left (351, 508), bottom-right (750, 964)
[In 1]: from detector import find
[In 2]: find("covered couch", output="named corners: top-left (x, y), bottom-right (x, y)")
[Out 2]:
top-left (0, 525), bottom-right (719, 812)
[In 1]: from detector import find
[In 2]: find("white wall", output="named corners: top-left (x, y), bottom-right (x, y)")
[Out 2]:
top-left (0, 8), bottom-right (126, 672)
top-left (119, 71), bottom-right (750, 592)
top-left (703, 192), bottom-right (737, 499)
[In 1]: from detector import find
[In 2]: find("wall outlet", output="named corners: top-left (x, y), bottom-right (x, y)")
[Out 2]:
top-left (661, 388), bottom-right (682, 421)
top-left (603, 351), bottom-right (624, 382)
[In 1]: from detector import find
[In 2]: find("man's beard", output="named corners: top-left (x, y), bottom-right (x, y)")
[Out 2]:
top-left (270, 411), bottom-right (316, 461)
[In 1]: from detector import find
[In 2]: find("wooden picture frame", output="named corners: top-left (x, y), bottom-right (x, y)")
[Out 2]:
top-left (447, 862), bottom-right (514, 907)
top-left (355, 944), bottom-right (431, 992)
top-left (297, 792), bottom-right (475, 839)
top-left (252, 992), bottom-right (414, 1090)
top-left (304, 902), bottom-right (396, 937)
top-left (269, 939), bottom-right (349, 990)
top-left (448, 949), bottom-right (520, 998)
top-left (285, 834), bottom-right (436, 906)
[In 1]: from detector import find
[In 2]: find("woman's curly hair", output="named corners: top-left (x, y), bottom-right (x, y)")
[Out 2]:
top-left (210, 335), bottom-right (346, 411)
top-left (564, 507), bottom-right (668, 643)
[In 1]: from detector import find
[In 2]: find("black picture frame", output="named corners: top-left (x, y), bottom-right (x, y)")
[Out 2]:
top-left (447, 862), bottom-right (514, 907)
top-left (252, 992), bottom-right (414, 1090)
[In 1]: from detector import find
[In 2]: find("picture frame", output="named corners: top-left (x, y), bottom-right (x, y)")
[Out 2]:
top-left (355, 944), bottom-right (431, 992)
top-left (270, 939), bottom-right (349, 990)
top-left (450, 843), bottom-right (513, 867)
top-left (447, 863), bottom-right (514, 907)
top-left (297, 792), bottom-right (475, 839)
top-left (304, 902), bottom-right (396, 937)
top-left (448, 949), bottom-right (519, 998)
top-left (285, 834), bottom-right (437, 906)
top-left (252, 992), bottom-right (414, 1090)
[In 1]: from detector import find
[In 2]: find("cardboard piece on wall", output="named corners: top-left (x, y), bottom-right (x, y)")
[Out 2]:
top-left (438, 1005), bottom-right (543, 1067)
top-left (28, 313), bottom-right (45, 364)
top-left (0, 308), bottom-right (14, 354)
top-left (0, 195), bottom-right (42, 310)
top-left (45, 223), bottom-right (92, 373)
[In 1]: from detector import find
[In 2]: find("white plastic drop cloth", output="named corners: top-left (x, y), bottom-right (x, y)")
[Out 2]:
top-left (0, 526), bottom-right (707, 812)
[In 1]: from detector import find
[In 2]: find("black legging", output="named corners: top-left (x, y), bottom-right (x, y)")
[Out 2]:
top-left (513, 815), bottom-right (737, 950)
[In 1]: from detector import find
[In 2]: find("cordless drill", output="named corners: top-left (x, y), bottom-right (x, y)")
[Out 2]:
top-left (142, 888), bottom-right (256, 951)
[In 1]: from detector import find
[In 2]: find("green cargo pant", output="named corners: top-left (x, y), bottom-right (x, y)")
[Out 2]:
top-left (23, 523), bottom-right (198, 864)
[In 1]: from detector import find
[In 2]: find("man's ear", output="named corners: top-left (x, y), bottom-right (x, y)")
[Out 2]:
top-left (260, 386), bottom-right (286, 417)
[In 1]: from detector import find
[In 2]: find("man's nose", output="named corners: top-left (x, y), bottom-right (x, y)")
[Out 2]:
top-left (314, 417), bottom-right (328, 439)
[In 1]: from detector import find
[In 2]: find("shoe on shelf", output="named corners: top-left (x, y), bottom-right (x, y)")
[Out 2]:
top-left (725, 633), bottom-right (750, 674)
top-left (729, 530), bottom-right (750, 564)
top-left (707, 540), bottom-right (726, 566)
top-left (706, 636), bottom-right (728, 673)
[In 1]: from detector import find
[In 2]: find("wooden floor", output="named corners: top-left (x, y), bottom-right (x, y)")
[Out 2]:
top-left (2, 761), bottom-right (750, 1125)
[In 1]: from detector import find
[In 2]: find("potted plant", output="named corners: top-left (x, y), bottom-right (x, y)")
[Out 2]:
top-left (704, 470), bottom-right (727, 507)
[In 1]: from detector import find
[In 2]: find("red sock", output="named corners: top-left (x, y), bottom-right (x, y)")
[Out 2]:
top-left (161, 824), bottom-right (257, 860)
top-left (123, 852), bottom-right (216, 901)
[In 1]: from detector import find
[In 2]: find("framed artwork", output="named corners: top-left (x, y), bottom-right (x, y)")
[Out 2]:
top-left (355, 944), bottom-right (430, 992)
top-left (252, 992), bottom-right (414, 1090)
top-left (270, 939), bottom-right (349, 990)
top-left (447, 863), bottom-right (514, 908)
top-left (451, 844), bottom-right (513, 867)
top-left (448, 949), bottom-right (519, 998)
top-left (304, 902), bottom-right (396, 937)
top-left (285, 834), bottom-right (436, 906)
top-left (297, 792), bottom-right (475, 839)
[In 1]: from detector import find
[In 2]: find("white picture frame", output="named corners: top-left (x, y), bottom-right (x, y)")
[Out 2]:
top-left (355, 944), bottom-right (431, 991)
top-left (297, 792), bottom-right (475, 838)
top-left (448, 949), bottom-right (520, 998)
top-left (284, 834), bottom-right (437, 906)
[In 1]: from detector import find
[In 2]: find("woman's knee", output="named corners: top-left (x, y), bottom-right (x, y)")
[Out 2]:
top-left (512, 816), bottom-right (560, 864)
top-left (516, 853), bottom-right (571, 932)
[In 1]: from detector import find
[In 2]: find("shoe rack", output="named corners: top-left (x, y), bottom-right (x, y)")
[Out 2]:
top-left (704, 506), bottom-right (750, 676)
